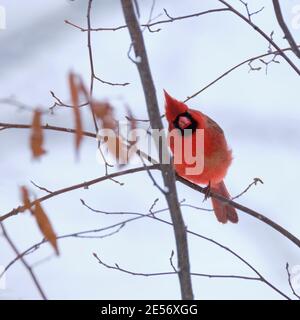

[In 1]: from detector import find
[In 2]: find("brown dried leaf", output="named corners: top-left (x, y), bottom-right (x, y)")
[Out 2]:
top-left (20, 186), bottom-right (31, 212)
top-left (92, 101), bottom-right (110, 119)
top-left (93, 101), bottom-right (116, 130)
top-left (69, 72), bottom-right (83, 153)
top-left (34, 200), bottom-right (59, 256)
top-left (30, 110), bottom-right (46, 158)
top-left (90, 99), bottom-right (134, 164)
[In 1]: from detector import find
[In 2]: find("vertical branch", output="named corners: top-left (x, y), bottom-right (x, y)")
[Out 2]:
top-left (120, 0), bottom-right (193, 299)
top-left (272, 0), bottom-right (300, 59)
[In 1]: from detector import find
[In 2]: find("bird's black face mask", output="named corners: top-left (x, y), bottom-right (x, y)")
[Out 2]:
top-left (173, 112), bottom-right (198, 136)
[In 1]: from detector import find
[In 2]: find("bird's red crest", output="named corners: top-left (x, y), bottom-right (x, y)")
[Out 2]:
top-left (164, 90), bottom-right (188, 123)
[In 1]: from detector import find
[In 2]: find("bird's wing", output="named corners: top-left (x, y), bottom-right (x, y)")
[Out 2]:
top-left (205, 115), bottom-right (224, 135)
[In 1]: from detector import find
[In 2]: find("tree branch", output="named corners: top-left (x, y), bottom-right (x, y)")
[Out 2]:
top-left (184, 45), bottom-right (300, 102)
top-left (0, 221), bottom-right (47, 300)
top-left (86, 0), bottom-right (130, 88)
top-left (286, 263), bottom-right (300, 299)
top-left (176, 175), bottom-right (300, 249)
top-left (218, 0), bottom-right (300, 76)
top-left (1, 122), bottom-right (300, 249)
top-left (81, 200), bottom-right (291, 299)
top-left (272, 0), bottom-right (300, 59)
top-left (3, 202), bottom-right (290, 300)
top-left (93, 253), bottom-right (260, 282)
top-left (65, 8), bottom-right (230, 33)
top-left (0, 165), bottom-right (160, 222)
top-left (121, 0), bottom-right (193, 300)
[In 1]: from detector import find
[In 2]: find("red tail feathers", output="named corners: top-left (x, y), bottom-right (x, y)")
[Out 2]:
top-left (211, 181), bottom-right (238, 224)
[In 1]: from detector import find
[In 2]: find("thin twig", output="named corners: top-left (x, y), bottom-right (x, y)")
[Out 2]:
top-left (86, 0), bottom-right (129, 88)
top-left (185, 45), bottom-right (300, 102)
top-left (93, 253), bottom-right (261, 281)
top-left (74, 223), bottom-right (125, 239)
top-left (232, 178), bottom-right (263, 200)
top-left (96, 140), bottom-right (115, 176)
top-left (65, 8), bottom-right (230, 33)
top-left (149, 198), bottom-right (159, 214)
top-left (268, 31), bottom-right (275, 53)
top-left (286, 263), bottom-right (300, 299)
top-left (50, 91), bottom-right (89, 111)
top-left (247, 60), bottom-right (262, 73)
top-left (80, 198), bottom-right (207, 218)
top-left (169, 250), bottom-right (177, 272)
top-left (259, 55), bottom-right (280, 75)
top-left (239, 1), bottom-right (264, 22)
top-left (30, 180), bottom-right (53, 194)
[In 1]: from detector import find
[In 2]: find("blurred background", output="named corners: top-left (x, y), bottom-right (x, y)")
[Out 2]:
top-left (0, 0), bottom-right (300, 299)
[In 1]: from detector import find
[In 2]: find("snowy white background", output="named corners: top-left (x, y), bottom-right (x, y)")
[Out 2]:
top-left (0, 0), bottom-right (300, 300)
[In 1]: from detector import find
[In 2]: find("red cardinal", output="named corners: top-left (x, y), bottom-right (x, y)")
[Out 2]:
top-left (164, 91), bottom-right (238, 224)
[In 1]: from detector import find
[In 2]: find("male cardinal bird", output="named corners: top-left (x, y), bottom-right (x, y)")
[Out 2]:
top-left (164, 91), bottom-right (238, 224)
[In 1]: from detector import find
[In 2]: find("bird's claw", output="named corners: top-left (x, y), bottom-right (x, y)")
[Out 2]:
top-left (203, 181), bottom-right (211, 202)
